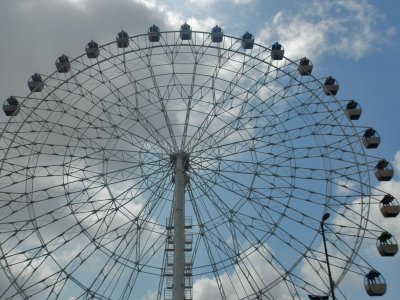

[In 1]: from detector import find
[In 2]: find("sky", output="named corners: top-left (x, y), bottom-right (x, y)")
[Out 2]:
top-left (0, 0), bottom-right (399, 299)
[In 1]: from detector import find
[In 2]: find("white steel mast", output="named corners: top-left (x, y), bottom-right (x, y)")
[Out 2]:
top-left (171, 151), bottom-right (188, 300)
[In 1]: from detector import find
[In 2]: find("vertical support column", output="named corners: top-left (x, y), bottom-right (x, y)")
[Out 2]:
top-left (172, 152), bottom-right (187, 300)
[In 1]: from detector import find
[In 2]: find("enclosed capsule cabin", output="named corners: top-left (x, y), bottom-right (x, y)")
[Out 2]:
top-left (380, 194), bottom-right (400, 218)
top-left (180, 23), bottom-right (192, 40)
top-left (28, 73), bottom-right (44, 92)
top-left (211, 25), bottom-right (223, 43)
top-left (375, 159), bottom-right (394, 181)
top-left (364, 270), bottom-right (386, 296)
top-left (241, 32), bottom-right (254, 49)
top-left (377, 231), bottom-right (398, 256)
top-left (3, 96), bottom-right (20, 116)
top-left (85, 40), bottom-right (100, 58)
top-left (271, 42), bottom-right (284, 60)
top-left (323, 76), bottom-right (339, 96)
top-left (148, 25), bottom-right (160, 42)
top-left (345, 100), bottom-right (362, 120)
top-left (362, 128), bottom-right (380, 148)
top-left (116, 30), bottom-right (129, 48)
top-left (55, 54), bottom-right (70, 73)
top-left (298, 57), bottom-right (313, 75)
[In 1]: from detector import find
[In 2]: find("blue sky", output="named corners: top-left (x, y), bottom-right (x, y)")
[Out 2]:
top-left (0, 0), bottom-right (399, 299)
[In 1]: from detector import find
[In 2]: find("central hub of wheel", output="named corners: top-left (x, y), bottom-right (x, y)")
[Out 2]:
top-left (170, 151), bottom-right (190, 171)
top-left (170, 151), bottom-right (190, 184)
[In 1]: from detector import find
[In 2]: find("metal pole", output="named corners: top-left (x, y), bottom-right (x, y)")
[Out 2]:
top-left (172, 152), bottom-right (187, 300)
top-left (321, 213), bottom-right (336, 300)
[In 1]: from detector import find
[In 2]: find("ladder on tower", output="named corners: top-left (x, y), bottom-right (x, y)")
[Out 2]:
top-left (164, 217), bottom-right (193, 300)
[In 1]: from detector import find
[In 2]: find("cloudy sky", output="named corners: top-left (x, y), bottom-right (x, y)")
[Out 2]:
top-left (0, 0), bottom-right (399, 299)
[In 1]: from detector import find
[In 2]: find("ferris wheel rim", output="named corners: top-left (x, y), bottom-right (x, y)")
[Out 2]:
top-left (0, 27), bottom-right (390, 300)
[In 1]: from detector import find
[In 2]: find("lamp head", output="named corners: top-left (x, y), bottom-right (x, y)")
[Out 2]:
top-left (322, 213), bottom-right (330, 222)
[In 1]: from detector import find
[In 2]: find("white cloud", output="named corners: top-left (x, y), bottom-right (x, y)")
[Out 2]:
top-left (188, 0), bottom-right (217, 8)
top-left (63, 0), bottom-right (87, 9)
top-left (393, 151), bottom-right (400, 176)
top-left (134, 0), bottom-right (160, 9)
top-left (232, 0), bottom-right (254, 4)
top-left (257, 0), bottom-right (396, 61)
top-left (164, 14), bottom-right (220, 33)
top-left (187, 17), bottom-right (219, 32)
top-left (194, 277), bottom-right (221, 299)
top-left (192, 245), bottom-right (293, 299)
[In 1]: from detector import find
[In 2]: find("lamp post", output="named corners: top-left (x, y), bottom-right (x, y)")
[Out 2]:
top-left (321, 213), bottom-right (336, 300)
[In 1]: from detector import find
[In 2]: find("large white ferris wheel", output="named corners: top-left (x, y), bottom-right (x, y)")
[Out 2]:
top-left (0, 23), bottom-right (398, 300)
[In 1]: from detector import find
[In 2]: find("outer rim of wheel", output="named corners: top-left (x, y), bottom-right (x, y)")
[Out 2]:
top-left (0, 30), bottom-right (373, 299)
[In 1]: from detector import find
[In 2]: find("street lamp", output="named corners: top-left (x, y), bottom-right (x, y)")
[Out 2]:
top-left (321, 213), bottom-right (336, 300)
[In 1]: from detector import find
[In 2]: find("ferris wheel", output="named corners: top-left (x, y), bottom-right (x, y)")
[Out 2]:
top-left (0, 23), bottom-right (398, 300)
